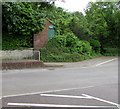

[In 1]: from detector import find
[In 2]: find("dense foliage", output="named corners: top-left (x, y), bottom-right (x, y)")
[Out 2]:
top-left (40, 33), bottom-right (99, 62)
top-left (85, 2), bottom-right (119, 48)
top-left (2, 2), bottom-right (46, 49)
top-left (85, 2), bottom-right (120, 55)
top-left (2, 2), bottom-right (120, 59)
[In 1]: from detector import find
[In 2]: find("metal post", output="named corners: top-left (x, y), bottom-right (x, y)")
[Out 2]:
top-left (39, 51), bottom-right (40, 61)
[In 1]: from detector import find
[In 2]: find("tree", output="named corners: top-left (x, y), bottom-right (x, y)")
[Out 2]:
top-left (2, 2), bottom-right (45, 36)
top-left (2, 2), bottom-right (70, 49)
top-left (69, 11), bottom-right (92, 40)
top-left (85, 2), bottom-right (119, 48)
top-left (2, 2), bottom-right (45, 48)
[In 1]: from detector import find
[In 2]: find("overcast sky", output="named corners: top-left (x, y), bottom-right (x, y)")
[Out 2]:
top-left (55, 0), bottom-right (96, 13)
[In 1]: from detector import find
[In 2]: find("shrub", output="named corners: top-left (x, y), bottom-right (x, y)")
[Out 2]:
top-left (2, 32), bottom-right (32, 50)
top-left (103, 48), bottom-right (119, 56)
top-left (65, 33), bottom-right (79, 47)
top-left (41, 53), bottom-right (84, 62)
top-left (40, 33), bottom-right (96, 62)
top-left (89, 39), bottom-right (101, 53)
top-left (76, 41), bottom-right (92, 54)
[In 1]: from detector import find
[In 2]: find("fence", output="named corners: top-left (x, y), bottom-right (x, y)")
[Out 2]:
top-left (1, 50), bottom-right (40, 63)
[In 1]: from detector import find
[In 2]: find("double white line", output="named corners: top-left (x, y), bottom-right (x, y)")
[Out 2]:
top-left (8, 93), bottom-right (118, 108)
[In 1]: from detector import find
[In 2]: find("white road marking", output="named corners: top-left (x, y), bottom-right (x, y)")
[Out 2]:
top-left (40, 94), bottom-right (92, 99)
top-left (82, 94), bottom-right (118, 106)
top-left (118, 104), bottom-right (120, 108)
top-left (7, 103), bottom-right (117, 108)
top-left (2, 86), bottom-right (94, 98)
top-left (95, 58), bottom-right (117, 66)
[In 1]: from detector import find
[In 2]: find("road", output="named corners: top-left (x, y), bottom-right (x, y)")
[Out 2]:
top-left (2, 56), bottom-right (118, 108)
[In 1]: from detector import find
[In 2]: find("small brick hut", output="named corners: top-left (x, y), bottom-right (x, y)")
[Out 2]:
top-left (34, 20), bottom-right (54, 50)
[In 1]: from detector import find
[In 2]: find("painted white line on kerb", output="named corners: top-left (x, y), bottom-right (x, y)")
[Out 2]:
top-left (96, 58), bottom-right (117, 66)
top-left (7, 103), bottom-right (117, 108)
top-left (40, 94), bottom-right (92, 99)
top-left (82, 94), bottom-right (118, 106)
top-left (3, 86), bottom-right (94, 98)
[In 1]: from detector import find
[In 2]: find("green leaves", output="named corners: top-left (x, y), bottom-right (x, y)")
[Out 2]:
top-left (2, 2), bottom-right (45, 36)
top-left (85, 2), bottom-right (119, 48)
top-left (40, 33), bottom-right (95, 62)
top-left (69, 12), bottom-right (91, 41)
top-left (2, 1), bottom-right (119, 56)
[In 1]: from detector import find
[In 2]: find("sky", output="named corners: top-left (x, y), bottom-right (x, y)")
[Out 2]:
top-left (55, 0), bottom-right (96, 13)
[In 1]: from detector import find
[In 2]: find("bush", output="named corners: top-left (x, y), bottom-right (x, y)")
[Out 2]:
top-left (65, 33), bottom-right (79, 47)
top-left (103, 48), bottom-right (119, 56)
top-left (40, 33), bottom-right (97, 62)
top-left (2, 32), bottom-right (32, 50)
top-left (41, 52), bottom-right (84, 62)
top-left (89, 39), bottom-right (101, 53)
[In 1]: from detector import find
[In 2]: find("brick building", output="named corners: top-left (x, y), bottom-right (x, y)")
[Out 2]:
top-left (34, 20), bottom-right (55, 50)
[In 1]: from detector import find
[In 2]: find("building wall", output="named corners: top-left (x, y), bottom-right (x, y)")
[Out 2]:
top-left (34, 20), bottom-right (53, 50)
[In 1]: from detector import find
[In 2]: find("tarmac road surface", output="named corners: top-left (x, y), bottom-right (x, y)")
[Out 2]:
top-left (2, 56), bottom-right (119, 108)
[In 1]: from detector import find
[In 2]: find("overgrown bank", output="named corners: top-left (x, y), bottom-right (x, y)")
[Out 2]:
top-left (40, 33), bottom-right (101, 62)
top-left (2, 2), bottom-right (119, 61)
